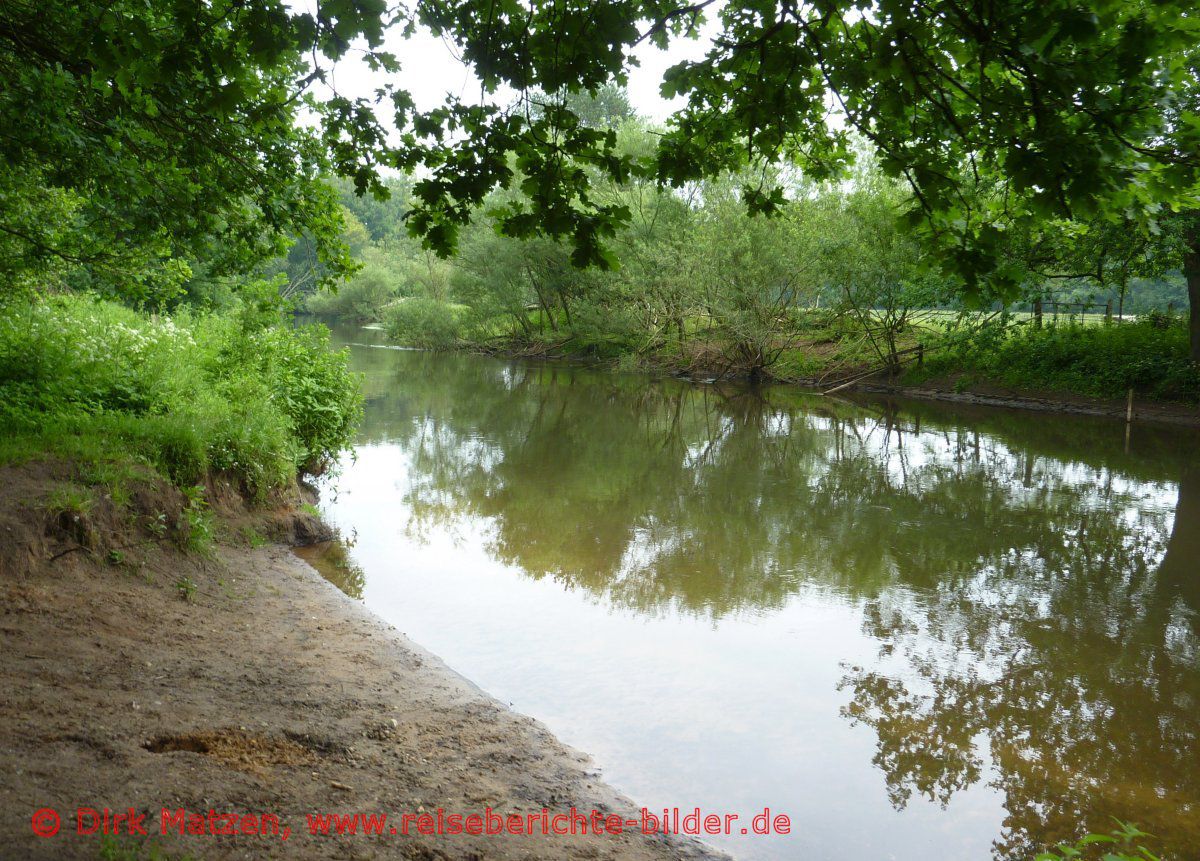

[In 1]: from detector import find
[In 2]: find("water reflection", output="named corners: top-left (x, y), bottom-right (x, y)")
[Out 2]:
top-left (324, 323), bottom-right (1200, 859)
top-left (295, 539), bottom-right (366, 599)
top-left (841, 459), bottom-right (1200, 857)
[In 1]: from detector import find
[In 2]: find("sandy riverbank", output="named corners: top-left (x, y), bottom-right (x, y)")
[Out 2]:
top-left (0, 463), bottom-right (724, 860)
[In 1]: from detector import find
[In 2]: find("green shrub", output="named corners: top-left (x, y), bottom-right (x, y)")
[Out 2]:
top-left (0, 293), bottom-right (362, 496)
top-left (1035, 820), bottom-right (1160, 861)
top-left (383, 297), bottom-right (462, 350)
top-left (915, 317), bottom-right (1199, 402)
top-left (305, 256), bottom-right (400, 321)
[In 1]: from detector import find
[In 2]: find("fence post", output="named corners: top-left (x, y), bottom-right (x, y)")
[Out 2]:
top-left (1125, 388), bottom-right (1134, 452)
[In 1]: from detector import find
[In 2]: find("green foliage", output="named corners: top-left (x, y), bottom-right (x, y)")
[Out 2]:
top-left (241, 324), bottom-right (363, 475)
top-left (174, 575), bottom-right (198, 603)
top-left (916, 318), bottom-right (1199, 402)
top-left (1035, 820), bottom-right (1160, 861)
top-left (0, 0), bottom-right (401, 298)
top-left (179, 485), bottom-right (214, 555)
top-left (269, 209), bottom-right (372, 305)
top-left (305, 253), bottom-right (402, 321)
top-left (0, 294), bottom-right (361, 496)
top-left (99, 835), bottom-right (196, 861)
top-left (383, 298), bottom-right (462, 351)
top-left (5, 0), bottom-right (1198, 332)
top-left (389, 0), bottom-right (1200, 292)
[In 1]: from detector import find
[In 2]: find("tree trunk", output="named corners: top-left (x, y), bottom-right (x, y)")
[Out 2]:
top-left (1187, 259), bottom-right (1200, 361)
top-left (1185, 214), bottom-right (1200, 362)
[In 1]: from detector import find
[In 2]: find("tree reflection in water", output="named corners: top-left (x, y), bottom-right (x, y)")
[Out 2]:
top-left (343, 333), bottom-right (1200, 859)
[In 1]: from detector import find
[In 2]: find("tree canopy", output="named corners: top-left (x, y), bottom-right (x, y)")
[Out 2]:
top-left (0, 0), bottom-right (401, 297)
top-left (403, 1), bottom-right (1200, 284)
top-left (3, 0), bottom-right (1199, 318)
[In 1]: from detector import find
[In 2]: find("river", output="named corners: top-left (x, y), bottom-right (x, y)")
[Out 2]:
top-left (302, 321), bottom-right (1200, 861)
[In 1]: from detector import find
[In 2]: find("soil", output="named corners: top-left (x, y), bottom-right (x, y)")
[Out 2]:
top-left (0, 462), bottom-right (724, 861)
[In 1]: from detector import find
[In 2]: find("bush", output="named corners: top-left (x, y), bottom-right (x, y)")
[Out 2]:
top-left (304, 256), bottom-right (400, 321)
top-left (0, 294), bottom-right (362, 497)
top-left (383, 297), bottom-right (462, 350)
top-left (917, 317), bottom-right (1199, 403)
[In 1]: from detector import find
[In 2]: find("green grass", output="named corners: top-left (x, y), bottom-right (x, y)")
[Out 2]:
top-left (0, 293), bottom-right (362, 499)
top-left (239, 525), bottom-right (269, 548)
top-left (45, 484), bottom-right (95, 519)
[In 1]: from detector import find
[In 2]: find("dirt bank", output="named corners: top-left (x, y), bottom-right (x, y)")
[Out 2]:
top-left (0, 462), bottom-right (723, 861)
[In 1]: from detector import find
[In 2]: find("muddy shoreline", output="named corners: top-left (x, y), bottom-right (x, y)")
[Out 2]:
top-left (0, 464), bottom-right (725, 860)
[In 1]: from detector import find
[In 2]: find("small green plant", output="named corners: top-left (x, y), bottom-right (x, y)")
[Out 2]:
top-left (147, 512), bottom-right (168, 538)
top-left (1036, 820), bottom-right (1160, 861)
top-left (178, 484), bottom-right (214, 555)
top-left (174, 576), bottom-right (198, 602)
top-left (240, 525), bottom-right (268, 548)
top-left (46, 484), bottom-right (94, 519)
top-left (106, 549), bottom-right (125, 566)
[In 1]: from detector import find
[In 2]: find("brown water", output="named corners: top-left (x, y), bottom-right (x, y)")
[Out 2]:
top-left (306, 321), bottom-right (1200, 860)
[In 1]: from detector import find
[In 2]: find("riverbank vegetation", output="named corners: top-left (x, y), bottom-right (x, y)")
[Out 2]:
top-left (0, 291), bottom-right (360, 490)
top-left (0, 291), bottom-right (360, 555)
top-left (287, 107), bottom-right (1198, 404)
top-left (0, 0), bottom-right (372, 524)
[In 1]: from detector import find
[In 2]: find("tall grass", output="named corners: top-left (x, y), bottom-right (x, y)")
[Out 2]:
top-left (0, 294), bottom-right (361, 498)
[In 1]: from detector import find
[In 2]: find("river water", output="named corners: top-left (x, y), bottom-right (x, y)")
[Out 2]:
top-left (304, 321), bottom-right (1200, 861)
